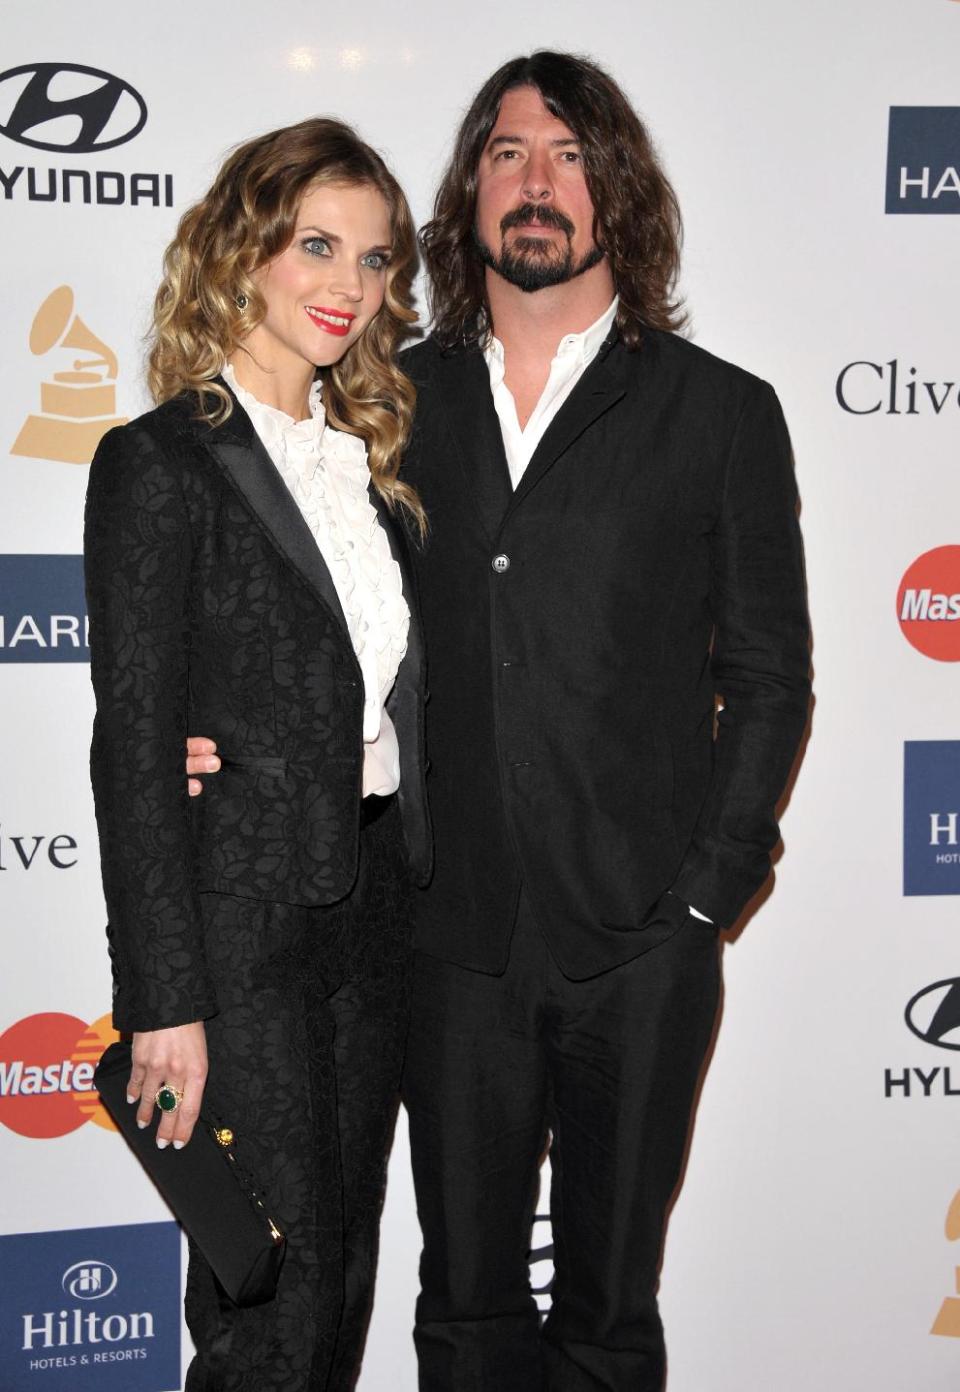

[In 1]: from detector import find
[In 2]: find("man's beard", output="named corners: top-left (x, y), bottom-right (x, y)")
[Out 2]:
top-left (474, 203), bottom-right (605, 293)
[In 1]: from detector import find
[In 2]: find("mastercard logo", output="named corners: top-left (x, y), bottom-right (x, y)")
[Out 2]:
top-left (0, 1012), bottom-right (119, 1138)
top-left (897, 546), bottom-right (960, 662)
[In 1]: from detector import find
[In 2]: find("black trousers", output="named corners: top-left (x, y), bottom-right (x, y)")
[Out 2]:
top-left (184, 797), bottom-right (412, 1392)
top-left (403, 890), bottom-right (720, 1392)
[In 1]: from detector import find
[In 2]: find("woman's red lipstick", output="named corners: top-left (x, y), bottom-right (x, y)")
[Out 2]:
top-left (305, 305), bottom-right (356, 337)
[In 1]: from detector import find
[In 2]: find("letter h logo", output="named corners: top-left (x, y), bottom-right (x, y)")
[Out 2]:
top-left (74, 1266), bottom-right (101, 1296)
top-left (904, 742), bottom-right (960, 895)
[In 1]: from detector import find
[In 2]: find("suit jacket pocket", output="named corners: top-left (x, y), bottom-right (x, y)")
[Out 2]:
top-left (220, 754), bottom-right (288, 775)
top-left (192, 759), bottom-right (358, 907)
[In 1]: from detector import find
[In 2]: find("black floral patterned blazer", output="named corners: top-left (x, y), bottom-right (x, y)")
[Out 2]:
top-left (84, 381), bottom-right (431, 1034)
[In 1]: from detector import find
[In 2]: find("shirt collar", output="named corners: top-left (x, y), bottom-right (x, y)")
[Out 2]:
top-left (222, 362), bottom-right (324, 429)
top-left (483, 295), bottom-right (619, 374)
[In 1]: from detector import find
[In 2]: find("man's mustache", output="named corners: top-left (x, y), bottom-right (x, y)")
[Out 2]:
top-left (500, 203), bottom-right (575, 238)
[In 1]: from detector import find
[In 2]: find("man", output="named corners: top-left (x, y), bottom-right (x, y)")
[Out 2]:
top-left (398, 51), bottom-right (809, 1391)
top-left (189, 50), bottom-right (810, 1391)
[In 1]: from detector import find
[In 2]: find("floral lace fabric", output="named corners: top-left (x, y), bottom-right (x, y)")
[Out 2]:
top-left (223, 364), bottom-right (409, 793)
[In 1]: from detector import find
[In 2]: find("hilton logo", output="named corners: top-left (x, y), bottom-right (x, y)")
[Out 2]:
top-left (886, 107), bottom-right (960, 213)
top-left (0, 63), bottom-right (173, 208)
top-left (904, 741), bottom-right (960, 891)
top-left (61, 1261), bottom-right (118, 1301)
top-left (0, 1223), bottom-right (180, 1391)
top-left (12, 286), bottom-right (126, 466)
top-left (884, 979), bottom-right (960, 1100)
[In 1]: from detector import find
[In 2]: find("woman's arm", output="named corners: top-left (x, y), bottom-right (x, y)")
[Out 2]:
top-left (85, 423), bottom-right (218, 1090)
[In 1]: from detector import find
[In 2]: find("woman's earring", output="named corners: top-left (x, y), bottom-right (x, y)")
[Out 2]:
top-left (235, 292), bottom-right (248, 312)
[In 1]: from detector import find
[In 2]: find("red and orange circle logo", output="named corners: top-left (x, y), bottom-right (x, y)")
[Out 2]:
top-left (0, 1012), bottom-right (119, 1138)
top-left (897, 546), bottom-right (960, 662)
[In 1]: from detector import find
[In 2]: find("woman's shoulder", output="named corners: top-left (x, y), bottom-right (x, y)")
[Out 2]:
top-left (88, 393), bottom-right (222, 511)
top-left (124, 391), bottom-right (207, 448)
top-left (93, 391), bottom-right (216, 467)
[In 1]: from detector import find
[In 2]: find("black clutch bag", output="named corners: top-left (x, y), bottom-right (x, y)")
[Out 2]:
top-left (94, 1040), bottom-right (286, 1307)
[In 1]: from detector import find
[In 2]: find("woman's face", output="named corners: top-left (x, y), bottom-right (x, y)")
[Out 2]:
top-left (247, 181), bottom-right (393, 374)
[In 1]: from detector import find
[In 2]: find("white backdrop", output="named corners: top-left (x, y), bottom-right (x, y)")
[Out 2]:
top-left (1, 3), bottom-right (958, 1389)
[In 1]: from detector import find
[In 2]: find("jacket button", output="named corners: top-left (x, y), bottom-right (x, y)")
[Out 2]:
top-left (491, 554), bottom-right (511, 574)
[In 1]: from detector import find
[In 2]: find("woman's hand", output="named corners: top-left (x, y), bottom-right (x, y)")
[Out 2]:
top-left (128, 1022), bottom-right (209, 1149)
top-left (186, 736), bottom-right (220, 797)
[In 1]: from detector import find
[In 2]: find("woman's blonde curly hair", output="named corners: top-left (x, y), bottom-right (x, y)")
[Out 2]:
top-left (148, 117), bottom-right (424, 533)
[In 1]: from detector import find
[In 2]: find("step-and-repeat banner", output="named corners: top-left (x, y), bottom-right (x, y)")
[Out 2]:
top-left (1, 3), bottom-right (957, 1388)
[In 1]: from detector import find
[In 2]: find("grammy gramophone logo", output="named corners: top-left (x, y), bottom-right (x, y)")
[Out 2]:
top-left (11, 286), bottom-right (126, 465)
top-left (932, 1189), bottom-right (960, 1337)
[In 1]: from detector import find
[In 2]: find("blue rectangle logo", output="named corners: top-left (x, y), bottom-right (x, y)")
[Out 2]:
top-left (0, 1222), bottom-right (181, 1392)
top-left (886, 107), bottom-right (960, 213)
top-left (0, 555), bottom-right (88, 663)
top-left (904, 741), bottom-right (960, 896)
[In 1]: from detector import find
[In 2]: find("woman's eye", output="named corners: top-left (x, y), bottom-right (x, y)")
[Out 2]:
top-left (361, 252), bottom-right (390, 271)
top-left (302, 237), bottom-right (331, 257)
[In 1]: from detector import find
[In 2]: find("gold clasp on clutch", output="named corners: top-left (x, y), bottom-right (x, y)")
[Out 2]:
top-left (213, 1123), bottom-right (284, 1243)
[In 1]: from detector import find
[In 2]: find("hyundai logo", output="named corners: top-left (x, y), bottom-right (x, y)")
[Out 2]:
top-left (905, 979), bottom-right (960, 1051)
top-left (61, 1259), bottom-right (118, 1300)
top-left (0, 64), bottom-right (147, 153)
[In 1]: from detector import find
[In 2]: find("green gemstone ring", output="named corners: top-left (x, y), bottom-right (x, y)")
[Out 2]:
top-left (155, 1084), bottom-right (184, 1113)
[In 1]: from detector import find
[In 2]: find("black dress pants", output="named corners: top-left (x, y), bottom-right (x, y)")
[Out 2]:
top-left (403, 890), bottom-right (720, 1392)
top-left (184, 797), bottom-right (412, 1392)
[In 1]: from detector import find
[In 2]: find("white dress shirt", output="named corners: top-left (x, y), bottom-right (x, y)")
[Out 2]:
top-left (483, 297), bottom-right (618, 489)
top-left (480, 307), bottom-right (713, 925)
top-left (223, 364), bottom-right (409, 797)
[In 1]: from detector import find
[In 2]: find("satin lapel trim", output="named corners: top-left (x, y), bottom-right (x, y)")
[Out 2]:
top-left (507, 340), bottom-right (631, 515)
top-left (431, 347), bottom-right (512, 545)
top-left (369, 486), bottom-right (423, 683)
top-left (196, 380), bottom-right (351, 642)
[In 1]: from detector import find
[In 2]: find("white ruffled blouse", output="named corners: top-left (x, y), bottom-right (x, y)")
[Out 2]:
top-left (223, 364), bottom-right (409, 797)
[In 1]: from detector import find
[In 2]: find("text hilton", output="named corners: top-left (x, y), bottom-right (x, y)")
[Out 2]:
top-left (23, 1308), bottom-right (154, 1350)
top-left (835, 360), bottom-right (958, 415)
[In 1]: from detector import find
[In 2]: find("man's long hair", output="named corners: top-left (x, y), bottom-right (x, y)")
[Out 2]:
top-left (421, 51), bottom-right (686, 351)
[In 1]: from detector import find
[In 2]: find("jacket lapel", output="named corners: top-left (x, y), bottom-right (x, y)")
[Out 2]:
top-left (507, 334), bottom-right (631, 516)
top-left (196, 376), bottom-right (351, 642)
top-left (430, 346), bottom-right (512, 543)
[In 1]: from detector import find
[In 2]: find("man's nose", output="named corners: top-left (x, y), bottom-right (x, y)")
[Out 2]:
top-left (521, 150), bottom-right (554, 202)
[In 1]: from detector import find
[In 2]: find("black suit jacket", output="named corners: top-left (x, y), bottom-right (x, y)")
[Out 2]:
top-left (401, 328), bottom-right (810, 978)
top-left (85, 382), bottom-right (431, 1032)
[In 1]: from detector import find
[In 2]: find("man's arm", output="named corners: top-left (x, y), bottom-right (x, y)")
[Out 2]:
top-left (670, 379), bottom-right (811, 928)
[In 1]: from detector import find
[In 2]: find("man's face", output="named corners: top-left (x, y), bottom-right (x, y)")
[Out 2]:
top-left (474, 84), bottom-right (604, 293)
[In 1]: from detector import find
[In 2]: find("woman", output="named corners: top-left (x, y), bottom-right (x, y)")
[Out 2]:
top-left (85, 118), bottom-right (430, 1392)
